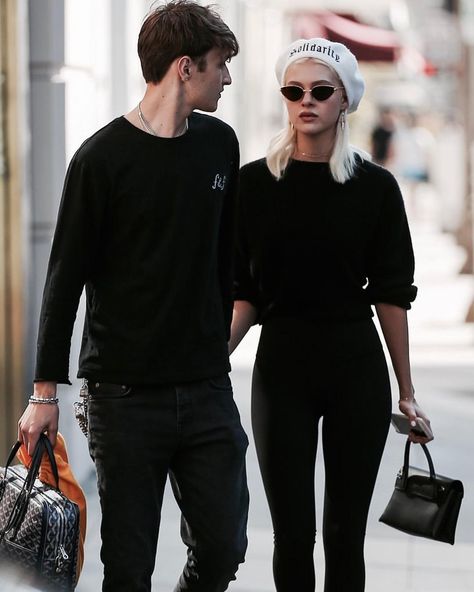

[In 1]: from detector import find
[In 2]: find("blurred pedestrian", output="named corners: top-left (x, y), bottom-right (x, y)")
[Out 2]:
top-left (17, 2), bottom-right (249, 591)
top-left (229, 38), bottom-right (432, 592)
top-left (370, 107), bottom-right (396, 168)
top-left (392, 111), bottom-right (435, 219)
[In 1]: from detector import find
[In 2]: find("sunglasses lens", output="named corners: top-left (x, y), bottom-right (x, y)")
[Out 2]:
top-left (280, 86), bottom-right (304, 102)
top-left (311, 86), bottom-right (335, 101)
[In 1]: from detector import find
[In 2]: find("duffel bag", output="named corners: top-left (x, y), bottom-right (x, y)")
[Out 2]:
top-left (0, 434), bottom-right (80, 590)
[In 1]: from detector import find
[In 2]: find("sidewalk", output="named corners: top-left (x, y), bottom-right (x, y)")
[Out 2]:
top-left (406, 182), bottom-right (474, 365)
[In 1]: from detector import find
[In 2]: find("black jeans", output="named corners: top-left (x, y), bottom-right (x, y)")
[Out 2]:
top-left (252, 318), bottom-right (392, 592)
top-left (87, 375), bottom-right (249, 592)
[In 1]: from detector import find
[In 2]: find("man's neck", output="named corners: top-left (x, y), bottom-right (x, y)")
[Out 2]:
top-left (125, 82), bottom-right (190, 138)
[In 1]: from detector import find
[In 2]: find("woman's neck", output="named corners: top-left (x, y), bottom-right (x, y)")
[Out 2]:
top-left (294, 146), bottom-right (332, 162)
top-left (294, 131), bottom-right (335, 162)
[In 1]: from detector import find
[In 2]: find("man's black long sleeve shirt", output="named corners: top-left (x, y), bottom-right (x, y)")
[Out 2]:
top-left (35, 113), bottom-right (239, 385)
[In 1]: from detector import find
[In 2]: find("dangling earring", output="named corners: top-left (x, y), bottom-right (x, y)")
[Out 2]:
top-left (340, 110), bottom-right (346, 130)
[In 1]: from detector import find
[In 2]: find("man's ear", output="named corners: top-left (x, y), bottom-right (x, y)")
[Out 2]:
top-left (177, 56), bottom-right (192, 82)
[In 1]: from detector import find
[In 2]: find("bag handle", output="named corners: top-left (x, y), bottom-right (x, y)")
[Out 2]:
top-left (2, 434), bottom-right (59, 490)
top-left (401, 438), bottom-right (436, 486)
top-left (0, 435), bottom-right (59, 540)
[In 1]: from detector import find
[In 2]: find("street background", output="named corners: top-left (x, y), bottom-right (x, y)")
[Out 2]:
top-left (1, 1), bottom-right (474, 591)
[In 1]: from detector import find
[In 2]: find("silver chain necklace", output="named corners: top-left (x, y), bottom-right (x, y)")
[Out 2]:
top-left (137, 102), bottom-right (188, 137)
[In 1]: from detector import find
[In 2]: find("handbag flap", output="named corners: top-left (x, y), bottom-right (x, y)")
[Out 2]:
top-left (396, 465), bottom-right (464, 503)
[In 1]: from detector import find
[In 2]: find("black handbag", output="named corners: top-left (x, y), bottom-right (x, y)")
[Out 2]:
top-left (0, 434), bottom-right (80, 590)
top-left (379, 439), bottom-right (464, 544)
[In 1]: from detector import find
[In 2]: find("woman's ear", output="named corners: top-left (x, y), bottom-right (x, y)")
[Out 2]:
top-left (341, 93), bottom-right (349, 111)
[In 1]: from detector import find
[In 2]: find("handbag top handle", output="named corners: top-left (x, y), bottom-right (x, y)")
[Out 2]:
top-left (1, 435), bottom-right (60, 539)
top-left (3, 434), bottom-right (59, 491)
top-left (401, 439), bottom-right (436, 487)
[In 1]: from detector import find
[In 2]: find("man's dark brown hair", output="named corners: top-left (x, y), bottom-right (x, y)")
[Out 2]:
top-left (138, 0), bottom-right (239, 83)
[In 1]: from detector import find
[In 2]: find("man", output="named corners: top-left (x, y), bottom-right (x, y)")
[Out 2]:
top-left (370, 107), bottom-right (396, 167)
top-left (18, 2), bottom-right (249, 591)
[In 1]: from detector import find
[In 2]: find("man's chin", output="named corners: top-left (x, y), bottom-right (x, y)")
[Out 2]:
top-left (197, 100), bottom-right (219, 113)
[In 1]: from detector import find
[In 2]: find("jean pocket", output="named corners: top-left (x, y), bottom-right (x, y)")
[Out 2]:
top-left (88, 381), bottom-right (132, 399)
top-left (208, 374), bottom-right (233, 393)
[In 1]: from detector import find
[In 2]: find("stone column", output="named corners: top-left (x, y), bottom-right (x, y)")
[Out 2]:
top-left (0, 0), bottom-right (29, 458)
top-left (27, 0), bottom-right (66, 379)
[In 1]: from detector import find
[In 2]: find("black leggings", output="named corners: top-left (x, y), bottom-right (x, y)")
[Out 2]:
top-left (251, 318), bottom-right (392, 592)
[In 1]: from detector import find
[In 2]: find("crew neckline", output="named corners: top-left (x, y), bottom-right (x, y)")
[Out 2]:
top-left (119, 114), bottom-right (193, 142)
top-left (291, 158), bottom-right (329, 166)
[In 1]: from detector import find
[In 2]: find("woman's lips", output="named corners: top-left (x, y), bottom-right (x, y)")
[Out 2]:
top-left (299, 113), bottom-right (317, 122)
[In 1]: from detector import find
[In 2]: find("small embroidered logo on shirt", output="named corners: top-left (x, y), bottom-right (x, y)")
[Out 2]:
top-left (212, 174), bottom-right (227, 191)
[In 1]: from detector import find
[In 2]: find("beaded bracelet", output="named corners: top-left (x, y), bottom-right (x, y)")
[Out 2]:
top-left (28, 395), bottom-right (59, 405)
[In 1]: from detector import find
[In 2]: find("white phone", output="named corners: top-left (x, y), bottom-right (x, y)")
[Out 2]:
top-left (391, 413), bottom-right (433, 439)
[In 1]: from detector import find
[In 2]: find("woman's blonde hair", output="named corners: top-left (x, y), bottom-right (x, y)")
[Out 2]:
top-left (266, 58), bottom-right (369, 184)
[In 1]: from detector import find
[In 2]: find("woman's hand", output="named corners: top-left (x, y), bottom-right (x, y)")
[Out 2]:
top-left (229, 300), bottom-right (257, 355)
top-left (398, 395), bottom-right (433, 444)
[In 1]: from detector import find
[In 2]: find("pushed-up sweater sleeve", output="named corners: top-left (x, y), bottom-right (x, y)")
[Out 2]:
top-left (233, 171), bottom-right (261, 316)
top-left (35, 146), bottom-right (109, 383)
top-left (365, 173), bottom-right (417, 309)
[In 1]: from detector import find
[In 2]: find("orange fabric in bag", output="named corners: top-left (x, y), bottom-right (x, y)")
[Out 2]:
top-left (17, 433), bottom-right (87, 582)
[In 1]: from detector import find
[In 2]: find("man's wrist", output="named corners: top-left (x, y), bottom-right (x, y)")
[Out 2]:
top-left (33, 381), bottom-right (58, 399)
top-left (29, 395), bottom-right (59, 405)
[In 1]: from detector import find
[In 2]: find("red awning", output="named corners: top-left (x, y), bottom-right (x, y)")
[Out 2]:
top-left (292, 12), bottom-right (400, 62)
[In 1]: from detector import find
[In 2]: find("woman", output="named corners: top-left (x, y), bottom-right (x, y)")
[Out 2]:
top-left (229, 38), bottom-right (432, 592)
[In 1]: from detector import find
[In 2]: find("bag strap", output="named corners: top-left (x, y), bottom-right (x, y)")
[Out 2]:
top-left (1, 439), bottom-right (45, 537)
top-left (3, 441), bottom-right (22, 473)
top-left (2, 434), bottom-right (59, 491)
top-left (5, 434), bottom-right (59, 489)
top-left (402, 438), bottom-right (436, 485)
top-left (27, 434), bottom-right (60, 491)
top-left (0, 435), bottom-right (59, 539)
top-left (41, 435), bottom-right (60, 490)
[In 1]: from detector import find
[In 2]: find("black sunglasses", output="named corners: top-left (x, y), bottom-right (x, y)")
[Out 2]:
top-left (280, 85), bottom-right (344, 102)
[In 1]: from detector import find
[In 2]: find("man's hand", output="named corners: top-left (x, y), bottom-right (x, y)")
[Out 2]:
top-left (18, 381), bottom-right (59, 455)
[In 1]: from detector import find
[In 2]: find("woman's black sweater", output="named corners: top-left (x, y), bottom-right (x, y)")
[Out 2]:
top-left (234, 158), bottom-right (417, 323)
